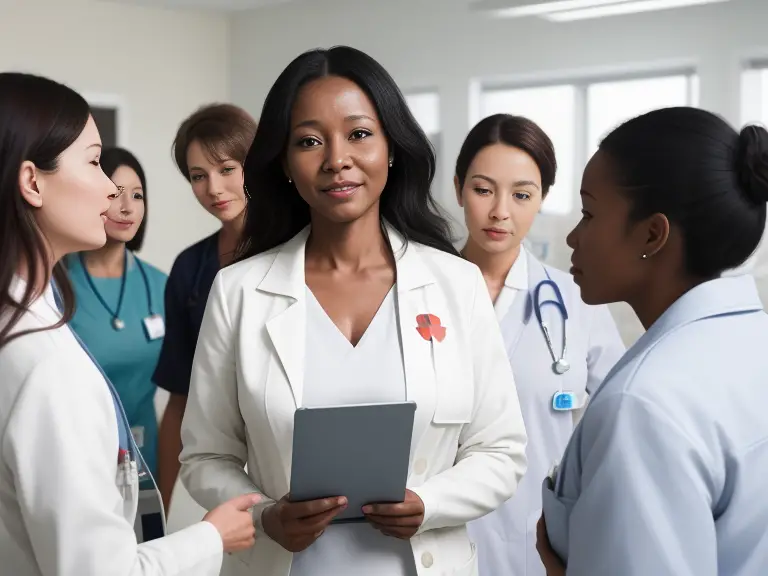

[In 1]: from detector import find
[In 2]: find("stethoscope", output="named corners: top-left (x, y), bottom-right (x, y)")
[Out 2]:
top-left (80, 248), bottom-right (155, 331)
top-left (533, 270), bottom-right (578, 412)
top-left (533, 270), bottom-right (570, 376)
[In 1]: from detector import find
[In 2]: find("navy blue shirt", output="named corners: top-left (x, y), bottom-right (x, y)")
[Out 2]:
top-left (153, 232), bottom-right (219, 395)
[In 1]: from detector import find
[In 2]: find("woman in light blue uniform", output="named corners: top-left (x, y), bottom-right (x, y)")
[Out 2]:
top-left (536, 108), bottom-right (768, 575)
top-left (456, 114), bottom-right (625, 576)
top-left (66, 148), bottom-right (167, 491)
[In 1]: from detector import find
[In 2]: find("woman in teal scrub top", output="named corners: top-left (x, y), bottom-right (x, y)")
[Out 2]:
top-left (65, 147), bottom-right (167, 486)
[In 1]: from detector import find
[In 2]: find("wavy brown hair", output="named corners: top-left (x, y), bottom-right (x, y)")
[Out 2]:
top-left (0, 72), bottom-right (91, 348)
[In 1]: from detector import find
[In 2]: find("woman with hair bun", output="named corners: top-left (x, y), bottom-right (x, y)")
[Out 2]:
top-left (536, 108), bottom-right (768, 576)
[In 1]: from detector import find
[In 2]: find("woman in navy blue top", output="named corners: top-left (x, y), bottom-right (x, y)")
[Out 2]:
top-left (153, 103), bottom-right (257, 509)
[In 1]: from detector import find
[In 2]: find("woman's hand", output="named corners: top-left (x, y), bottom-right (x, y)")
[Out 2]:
top-left (262, 494), bottom-right (347, 552)
top-left (362, 489), bottom-right (425, 539)
top-left (536, 514), bottom-right (566, 576)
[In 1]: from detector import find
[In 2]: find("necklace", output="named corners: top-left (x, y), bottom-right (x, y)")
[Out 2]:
top-left (80, 250), bottom-right (128, 331)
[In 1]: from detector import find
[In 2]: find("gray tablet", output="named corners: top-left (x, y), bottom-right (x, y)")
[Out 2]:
top-left (289, 401), bottom-right (417, 523)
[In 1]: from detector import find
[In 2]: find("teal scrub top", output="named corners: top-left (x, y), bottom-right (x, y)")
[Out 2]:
top-left (65, 251), bottom-right (167, 486)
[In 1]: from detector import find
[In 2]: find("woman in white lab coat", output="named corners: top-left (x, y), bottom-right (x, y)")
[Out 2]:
top-left (536, 108), bottom-right (768, 575)
top-left (456, 114), bottom-right (625, 576)
top-left (0, 72), bottom-right (259, 576)
top-left (179, 46), bottom-right (528, 576)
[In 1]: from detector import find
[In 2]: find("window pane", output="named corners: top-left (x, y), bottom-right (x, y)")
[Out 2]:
top-left (404, 92), bottom-right (442, 197)
top-left (480, 85), bottom-right (576, 215)
top-left (587, 75), bottom-right (693, 156)
top-left (405, 92), bottom-right (440, 135)
top-left (741, 67), bottom-right (768, 127)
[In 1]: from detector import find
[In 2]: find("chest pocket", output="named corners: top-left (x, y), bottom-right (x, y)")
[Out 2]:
top-left (428, 304), bottom-right (473, 425)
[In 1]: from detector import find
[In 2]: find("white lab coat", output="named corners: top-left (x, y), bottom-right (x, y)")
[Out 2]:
top-left (0, 279), bottom-right (223, 576)
top-left (179, 225), bottom-right (529, 576)
top-left (543, 274), bottom-right (768, 575)
top-left (468, 251), bottom-right (624, 576)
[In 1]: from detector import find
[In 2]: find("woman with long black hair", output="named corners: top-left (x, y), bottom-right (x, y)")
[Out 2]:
top-left (179, 46), bottom-right (528, 576)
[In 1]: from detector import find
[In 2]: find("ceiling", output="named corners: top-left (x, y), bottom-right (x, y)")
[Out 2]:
top-left (96, 0), bottom-right (295, 11)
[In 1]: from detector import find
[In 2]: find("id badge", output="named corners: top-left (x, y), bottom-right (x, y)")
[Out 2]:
top-left (143, 314), bottom-right (165, 341)
top-left (552, 390), bottom-right (577, 411)
top-left (131, 426), bottom-right (145, 448)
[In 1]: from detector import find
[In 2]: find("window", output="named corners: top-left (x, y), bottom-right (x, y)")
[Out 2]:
top-left (91, 107), bottom-right (118, 148)
top-left (405, 92), bottom-right (442, 195)
top-left (479, 71), bottom-right (698, 216)
top-left (741, 61), bottom-right (768, 128)
top-left (587, 75), bottom-right (697, 156)
top-left (480, 85), bottom-right (577, 216)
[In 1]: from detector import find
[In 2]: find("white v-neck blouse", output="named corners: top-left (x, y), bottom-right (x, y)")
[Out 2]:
top-left (290, 285), bottom-right (417, 576)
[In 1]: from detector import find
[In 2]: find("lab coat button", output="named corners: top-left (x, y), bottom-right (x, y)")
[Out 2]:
top-left (421, 551), bottom-right (434, 568)
top-left (414, 458), bottom-right (427, 474)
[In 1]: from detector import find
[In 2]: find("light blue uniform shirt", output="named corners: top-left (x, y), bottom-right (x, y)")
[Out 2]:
top-left (65, 252), bottom-right (167, 485)
top-left (543, 275), bottom-right (768, 575)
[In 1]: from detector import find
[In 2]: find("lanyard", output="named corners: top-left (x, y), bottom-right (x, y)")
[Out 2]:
top-left (51, 282), bottom-right (145, 476)
top-left (80, 249), bottom-right (154, 329)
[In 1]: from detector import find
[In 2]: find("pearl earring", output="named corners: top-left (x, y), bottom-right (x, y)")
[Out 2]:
top-left (388, 159), bottom-right (393, 168)
top-left (641, 253), bottom-right (648, 259)
top-left (288, 177), bottom-right (292, 184)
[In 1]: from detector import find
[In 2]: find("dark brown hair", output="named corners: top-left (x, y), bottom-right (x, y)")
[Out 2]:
top-left (172, 103), bottom-right (257, 181)
top-left (0, 72), bottom-right (90, 348)
top-left (455, 114), bottom-right (557, 196)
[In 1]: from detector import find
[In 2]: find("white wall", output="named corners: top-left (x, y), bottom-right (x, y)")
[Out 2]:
top-left (230, 0), bottom-right (768, 344)
top-left (0, 0), bottom-right (231, 272)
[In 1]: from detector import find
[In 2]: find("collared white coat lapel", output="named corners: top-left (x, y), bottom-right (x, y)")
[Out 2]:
top-left (249, 224), bottom-right (469, 478)
top-left (257, 228), bottom-right (310, 410)
top-left (389, 231), bottom-right (470, 460)
top-left (499, 253), bottom-right (550, 357)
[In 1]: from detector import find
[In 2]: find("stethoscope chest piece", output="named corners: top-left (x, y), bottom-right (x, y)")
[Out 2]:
top-left (553, 357), bottom-right (570, 375)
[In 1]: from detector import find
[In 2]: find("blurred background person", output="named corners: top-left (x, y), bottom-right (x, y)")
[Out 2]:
top-left (66, 147), bottom-right (165, 494)
top-left (455, 114), bottom-right (624, 576)
top-left (154, 103), bottom-right (257, 516)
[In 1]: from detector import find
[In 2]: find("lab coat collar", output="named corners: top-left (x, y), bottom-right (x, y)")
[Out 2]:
top-left (498, 250), bottom-right (550, 354)
top-left (9, 274), bottom-right (60, 323)
top-left (644, 274), bottom-right (762, 342)
top-left (256, 222), bottom-right (435, 300)
top-left (504, 246), bottom-right (529, 291)
top-left (597, 274), bottom-right (762, 394)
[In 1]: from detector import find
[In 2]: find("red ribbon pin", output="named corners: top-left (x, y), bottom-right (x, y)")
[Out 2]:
top-left (416, 313), bottom-right (446, 342)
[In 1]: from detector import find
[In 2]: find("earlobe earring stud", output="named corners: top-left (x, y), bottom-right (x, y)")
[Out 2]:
top-left (641, 253), bottom-right (648, 259)
top-left (388, 159), bottom-right (393, 168)
top-left (288, 177), bottom-right (292, 184)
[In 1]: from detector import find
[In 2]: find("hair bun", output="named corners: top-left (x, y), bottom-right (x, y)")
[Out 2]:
top-left (737, 124), bottom-right (768, 203)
